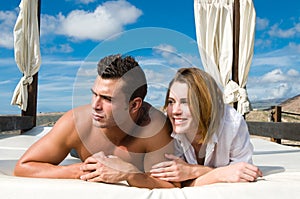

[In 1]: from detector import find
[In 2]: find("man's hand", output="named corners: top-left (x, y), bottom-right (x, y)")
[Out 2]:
top-left (79, 151), bottom-right (140, 183)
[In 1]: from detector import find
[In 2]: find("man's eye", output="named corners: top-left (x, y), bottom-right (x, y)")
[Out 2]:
top-left (103, 96), bottom-right (112, 102)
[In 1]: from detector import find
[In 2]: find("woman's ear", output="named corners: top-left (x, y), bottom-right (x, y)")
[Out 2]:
top-left (129, 97), bottom-right (142, 113)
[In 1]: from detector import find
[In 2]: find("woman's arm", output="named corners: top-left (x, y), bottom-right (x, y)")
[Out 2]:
top-left (191, 162), bottom-right (262, 186)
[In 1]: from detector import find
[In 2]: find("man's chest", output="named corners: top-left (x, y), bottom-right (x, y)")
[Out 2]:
top-left (80, 135), bottom-right (146, 171)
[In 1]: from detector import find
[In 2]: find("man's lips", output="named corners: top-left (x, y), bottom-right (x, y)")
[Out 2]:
top-left (92, 113), bottom-right (104, 121)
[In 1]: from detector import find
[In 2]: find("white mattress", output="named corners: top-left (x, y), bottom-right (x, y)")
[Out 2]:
top-left (1, 126), bottom-right (300, 199)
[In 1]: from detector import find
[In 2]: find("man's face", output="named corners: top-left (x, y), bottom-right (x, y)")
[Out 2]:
top-left (91, 76), bottom-right (128, 128)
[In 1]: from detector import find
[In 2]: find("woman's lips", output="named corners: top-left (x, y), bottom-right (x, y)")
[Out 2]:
top-left (173, 117), bottom-right (187, 125)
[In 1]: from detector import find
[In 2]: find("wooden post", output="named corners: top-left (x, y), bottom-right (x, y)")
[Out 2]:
top-left (21, 0), bottom-right (41, 133)
top-left (232, 0), bottom-right (240, 110)
top-left (21, 74), bottom-right (38, 133)
top-left (270, 106), bottom-right (282, 144)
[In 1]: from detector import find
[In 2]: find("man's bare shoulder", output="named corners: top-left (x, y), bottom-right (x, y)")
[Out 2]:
top-left (135, 102), bottom-right (172, 149)
top-left (72, 104), bottom-right (92, 121)
top-left (140, 102), bottom-right (167, 125)
top-left (49, 104), bottom-right (91, 137)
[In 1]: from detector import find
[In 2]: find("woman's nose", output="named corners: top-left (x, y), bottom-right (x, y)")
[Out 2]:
top-left (172, 102), bottom-right (182, 114)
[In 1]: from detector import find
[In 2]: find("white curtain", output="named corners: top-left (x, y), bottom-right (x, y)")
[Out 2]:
top-left (11, 0), bottom-right (41, 111)
top-left (194, 0), bottom-right (255, 115)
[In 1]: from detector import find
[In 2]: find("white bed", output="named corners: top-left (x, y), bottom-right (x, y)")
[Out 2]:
top-left (1, 126), bottom-right (300, 199)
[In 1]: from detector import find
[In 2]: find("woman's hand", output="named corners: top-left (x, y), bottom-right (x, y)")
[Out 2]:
top-left (150, 154), bottom-right (202, 182)
top-left (194, 162), bottom-right (263, 186)
top-left (215, 162), bottom-right (263, 182)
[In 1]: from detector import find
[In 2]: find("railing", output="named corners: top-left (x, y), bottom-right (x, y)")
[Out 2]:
top-left (247, 121), bottom-right (300, 142)
top-left (262, 106), bottom-right (300, 143)
top-left (0, 74), bottom-right (38, 134)
top-left (0, 116), bottom-right (34, 132)
top-left (1, 106), bottom-right (299, 144)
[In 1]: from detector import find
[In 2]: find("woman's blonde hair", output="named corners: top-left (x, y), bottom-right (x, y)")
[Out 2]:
top-left (164, 67), bottom-right (224, 143)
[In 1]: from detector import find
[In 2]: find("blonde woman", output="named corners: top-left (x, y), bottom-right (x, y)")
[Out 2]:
top-left (150, 67), bottom-right (262, 187)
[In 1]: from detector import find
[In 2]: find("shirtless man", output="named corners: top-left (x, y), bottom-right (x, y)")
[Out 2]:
top-left (14, 54), bottom-right (176, 189)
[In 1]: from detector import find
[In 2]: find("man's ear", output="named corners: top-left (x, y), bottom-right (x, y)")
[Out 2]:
top-left (129, 97), bottom-right (142, 113)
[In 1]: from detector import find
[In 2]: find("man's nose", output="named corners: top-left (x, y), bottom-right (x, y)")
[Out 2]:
top-left (92, 96), bottom-right (103, 110)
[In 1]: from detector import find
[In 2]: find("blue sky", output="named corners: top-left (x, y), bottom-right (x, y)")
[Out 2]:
top-left (0, 0), bottom-right (299, 114)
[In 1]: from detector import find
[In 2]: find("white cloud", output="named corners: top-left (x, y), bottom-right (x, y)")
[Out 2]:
top-left (154, 44), bottom-right (177, 54)
top-left (42, 0), bottom-right (142, 41)
top-left (153, 44), bottom-right (199, 68)
top-left (261, 69), bottom-right (286, 83)
top-left (254, 38), bottom-right (272, 49)
top-left (65, 0), bottom-right (96, 5)
top-left (41, 14), bottom-right (61, 36)
top-left (252, 42), bottom-right (300, 69)
top-left (144, 68), bottom-right (170, 83)
top-left (252, 55), bottom-right (291, 67)
top-left (256, 17), bottom-right (269, 31)
top-left (0, 57), bottom-right (15, 66)
top-left (287, 69), bottom-right (299, 76)
top-left (44, 43), bottom-right (74, 53)
top-left (247, 68), bottom-right (300, 101)
top-left (268, 22), bottom-right (300, 38)
top-left (76, 0), bottom-right (96, 4)
top-left (271, 83), bottom-right (290, 98)
top-left (0, 80), bottom-right (12, 85)
top-left (154, 44), bottom-right (185, 65)
top-left (288, 42), bottom-right (300, 53)
top-left (39, 77), bottom-right (74, 92)
top-left (0, 10), bottom-right (17, 49)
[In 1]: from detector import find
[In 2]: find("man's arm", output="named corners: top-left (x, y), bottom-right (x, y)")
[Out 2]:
top-left (14, 110), bottom-right (86, 179)
top-left (80, 142), bottom-right (178, 188)
top-left (80, 152), bottom-right (177, 188)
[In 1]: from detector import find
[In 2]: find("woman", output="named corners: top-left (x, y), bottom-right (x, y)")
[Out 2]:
top-left (150, 67), bottom-right (262, 186)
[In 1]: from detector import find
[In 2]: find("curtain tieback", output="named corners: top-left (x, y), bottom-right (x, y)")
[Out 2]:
top-left (224, 80), bottom-right (251, 115)
top-left (21, 75), bottom-right (33, 85)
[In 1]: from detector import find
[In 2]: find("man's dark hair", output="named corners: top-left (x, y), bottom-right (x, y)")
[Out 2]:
top-left (97, 54), bottom-right (147, 101)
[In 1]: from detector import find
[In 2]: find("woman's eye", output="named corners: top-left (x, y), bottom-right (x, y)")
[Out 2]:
top-left (180, 99), bottom-right (188, 104)
top-left (167, 100), bottom-right (174, 105)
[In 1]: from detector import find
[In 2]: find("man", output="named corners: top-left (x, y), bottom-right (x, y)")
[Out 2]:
top-left (14, 54), bottom-right (176, 189)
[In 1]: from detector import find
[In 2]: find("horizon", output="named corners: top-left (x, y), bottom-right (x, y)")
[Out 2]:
top-left (0, 0), bottom-right (299, 114)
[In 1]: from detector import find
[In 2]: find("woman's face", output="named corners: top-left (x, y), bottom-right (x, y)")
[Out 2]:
top-left (166, 82), bottom-right (198, 134)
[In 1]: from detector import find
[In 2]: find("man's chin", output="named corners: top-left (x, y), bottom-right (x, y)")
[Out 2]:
top-left (92, 120), bottom-right (106, 128)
